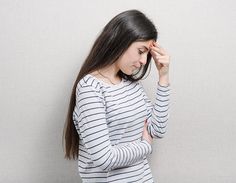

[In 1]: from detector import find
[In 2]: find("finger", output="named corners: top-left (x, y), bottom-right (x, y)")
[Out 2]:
top-left (156, 59), bottom-right (170, 67)
top-left (153, 41), bottom-right (163, 49)
top-left (158, 60), bottom-right (170, 66)
top-left (150, 46), bottom-right (167, 55)
top-left (159, 55), bottom-right (170, 61)
top-left (144, 121), bottom-right (148, 127)
top-left (154, 41), bottom-right (160, 47)
top-left (152, 56), bottom-right (170, 66)
top-left (150, 46), bottom-right (167, 56)
top-left (150, 49), bottom-right (162, 57)
top-left (152, 42), bottom-right (167, 52)
top-left (150, 51), bottom-right (168, 63)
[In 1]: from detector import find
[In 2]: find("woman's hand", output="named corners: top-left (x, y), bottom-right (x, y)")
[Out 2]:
top-left (150, 42), bottom-right (170, 86)
top-left (142, 120), bottom-right (153, 144)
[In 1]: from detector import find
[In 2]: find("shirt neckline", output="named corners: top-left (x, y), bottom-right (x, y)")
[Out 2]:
top-left (87, 74), bottom-right (125, 88)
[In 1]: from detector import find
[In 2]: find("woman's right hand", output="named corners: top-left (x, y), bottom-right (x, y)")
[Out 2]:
top-left (142, 120), bottom-right (153, 144)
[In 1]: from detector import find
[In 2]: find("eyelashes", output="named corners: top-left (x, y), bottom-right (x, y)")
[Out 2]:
top-left (138, 49), bottom-right (150, 55)
top-left (138, 49), bottom-right (145, 55)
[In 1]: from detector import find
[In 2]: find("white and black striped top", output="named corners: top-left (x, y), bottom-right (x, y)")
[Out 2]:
top-left (73, 74), bottom-right (170, 182)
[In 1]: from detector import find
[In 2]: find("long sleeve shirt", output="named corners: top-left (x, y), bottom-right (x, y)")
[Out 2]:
top-left (73, 74), bottom-right (170, 182)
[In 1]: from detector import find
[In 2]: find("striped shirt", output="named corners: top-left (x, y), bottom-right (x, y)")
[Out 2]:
top-left (73, 74), bottom-right (170, 182)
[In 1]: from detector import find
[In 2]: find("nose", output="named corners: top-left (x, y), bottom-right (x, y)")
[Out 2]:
top-left (139, 54), bottom-right (147, 66)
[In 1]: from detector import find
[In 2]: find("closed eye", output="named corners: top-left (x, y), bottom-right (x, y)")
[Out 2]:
top-left (138, 49), bottom-right (144, 55)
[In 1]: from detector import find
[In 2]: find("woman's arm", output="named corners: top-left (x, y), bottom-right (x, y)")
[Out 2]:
top-left (73, 83), bottom-right (152, 171)
top-left (145, 41), bottom-right (170, 138)
top-left (141, 83), bottom-right (170, 138)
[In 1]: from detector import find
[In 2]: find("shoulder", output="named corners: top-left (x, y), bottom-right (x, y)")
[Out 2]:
top-left (76, 74), bottom-right (104, 95)
top-left (77, 74), bottom-right (99, 88)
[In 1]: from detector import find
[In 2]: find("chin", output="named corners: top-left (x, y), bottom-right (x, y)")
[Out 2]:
top-left (127, 70), bottom-right (134, 76)
top-left (121, 69), bottom-right (133, 76)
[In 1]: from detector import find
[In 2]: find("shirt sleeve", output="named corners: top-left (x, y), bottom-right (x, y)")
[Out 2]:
top-left (73, 82), bottom-right (152, 171)
top-left (141, 82), bottom-right (170, 138)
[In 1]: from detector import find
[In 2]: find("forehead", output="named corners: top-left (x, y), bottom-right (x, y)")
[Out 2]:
top-left (131, 40), bottom-right (154, 48)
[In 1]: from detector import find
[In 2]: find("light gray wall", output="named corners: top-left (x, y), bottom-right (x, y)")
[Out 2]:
top-left (0, 0), bottom-right (235, 182)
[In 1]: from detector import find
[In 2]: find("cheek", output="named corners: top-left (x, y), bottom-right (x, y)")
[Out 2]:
top-left (119, 60), bottom-right (134, 74)
top-left (118, 50), bottom-right (140, 69)
top-left (130, 51), bottom-right (140, 60)
top-left (125, 49), bottom-right (139, 61)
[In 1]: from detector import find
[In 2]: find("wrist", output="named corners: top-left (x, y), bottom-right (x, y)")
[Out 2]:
top-left (159, 74), bottom-right (169, 86)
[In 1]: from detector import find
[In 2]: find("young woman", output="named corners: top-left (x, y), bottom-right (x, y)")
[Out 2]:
top-left (63, 9), bottom-right (170, 182)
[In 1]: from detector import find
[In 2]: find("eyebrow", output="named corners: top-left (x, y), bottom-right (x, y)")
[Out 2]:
top-left (140, 46), bottom-right (150, 51)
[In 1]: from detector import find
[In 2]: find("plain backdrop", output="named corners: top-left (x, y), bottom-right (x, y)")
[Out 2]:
top-left (0, 0), bottom-right (236, 182)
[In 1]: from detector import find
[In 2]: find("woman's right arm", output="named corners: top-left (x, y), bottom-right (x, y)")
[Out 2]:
top-left (73, 83), bottom-right (152, 171)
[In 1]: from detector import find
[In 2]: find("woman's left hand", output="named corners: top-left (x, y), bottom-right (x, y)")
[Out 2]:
top-left (150, 42), bottom-right (170, 78)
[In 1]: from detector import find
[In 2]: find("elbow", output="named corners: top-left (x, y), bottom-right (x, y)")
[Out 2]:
top-left (156, 131), bottom-right (166, 138)
top-left (152, 130), bottom-right (166, 139)
top-left (149, 121), bottom-right (168, 139)
top-left (92, 151), bottom-right (114, 172)
top-left (92, 160), bottom-right (111, 172)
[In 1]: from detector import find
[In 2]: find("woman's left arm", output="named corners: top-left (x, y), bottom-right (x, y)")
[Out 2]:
top-left (144, 41), bottom-right (170, 138)
top-left (142, 83), bottom-right (170, 138)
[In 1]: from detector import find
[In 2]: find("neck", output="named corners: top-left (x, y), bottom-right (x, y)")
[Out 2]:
top-left (96, 64), bottom-right (121, 85)
top-left (99, 64), bottom-right (119, 79)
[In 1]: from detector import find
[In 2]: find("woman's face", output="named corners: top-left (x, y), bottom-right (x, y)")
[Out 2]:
top-left (116, 40), bottom-right (154, 75)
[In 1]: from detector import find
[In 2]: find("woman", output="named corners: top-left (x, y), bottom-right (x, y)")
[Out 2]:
top-left (63, 9), bottom-right (170, 182)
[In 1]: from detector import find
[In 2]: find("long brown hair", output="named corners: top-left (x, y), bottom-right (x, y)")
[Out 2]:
top-left (63, 9), bottom-right (157, 160)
